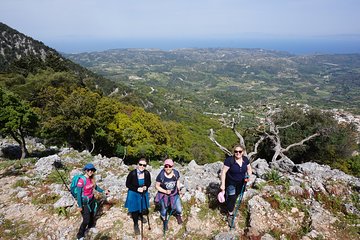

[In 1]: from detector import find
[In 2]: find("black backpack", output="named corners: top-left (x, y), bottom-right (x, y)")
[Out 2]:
top-left (158, 169), bottom-right (180, 183)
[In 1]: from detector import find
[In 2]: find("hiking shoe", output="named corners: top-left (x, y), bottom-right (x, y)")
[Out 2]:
top-left (89, 227), bottom-right (98, 234)
top-left (227, 214), bottom-right (234, 227)
top-left (77, 238), bottom-right (84, 240)
top-left (134, 224), bottom-right (140, 235)
top-left (176, 215), bottom-right (183, 224)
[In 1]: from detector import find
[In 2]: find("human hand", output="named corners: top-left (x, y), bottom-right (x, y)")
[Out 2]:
top-left (220, 184), bottom-right (225, 192)
top-left (142, 186), bottom-right (147, 191)
top-left (165, 190), bottom-right (171, 195)
top-left (77, 207), bottom-right (82, 212)
top-left (138, 187), bottom-right (144, 193)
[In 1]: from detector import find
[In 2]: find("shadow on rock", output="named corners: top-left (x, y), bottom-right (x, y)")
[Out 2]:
top-left (206, 182), bottom-right (227, 214)
top-left (1, 145), bottom-right (21, 159)
top-left (30, 148), bottom-right (59, 158)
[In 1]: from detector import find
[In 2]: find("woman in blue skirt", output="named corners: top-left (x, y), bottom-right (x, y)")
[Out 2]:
top-left (125, 158), bottom-right (151, 235)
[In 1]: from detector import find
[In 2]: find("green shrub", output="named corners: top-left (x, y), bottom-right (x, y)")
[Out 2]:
top-left (264, 170), bottom-right (283, 184)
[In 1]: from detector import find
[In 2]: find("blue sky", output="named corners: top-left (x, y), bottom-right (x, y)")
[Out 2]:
top-left (1, 0), bottom-right (360, 53)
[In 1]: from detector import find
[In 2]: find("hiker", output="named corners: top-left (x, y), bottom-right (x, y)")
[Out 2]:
top-left (155, 158), bottom-right (183, 230)
top-left (124, 158), bottom-right (151, 235)
top-left (220, 145), bottom-right (252, 227)
top-left (76, 163), bottom-right (109, 240)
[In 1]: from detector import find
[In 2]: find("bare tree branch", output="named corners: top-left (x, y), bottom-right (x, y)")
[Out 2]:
top-left (283, 133), bottom-right (320, 152)
top-left (210, 106), bottom-right (320, 163)
top-left (265, 113), bottom-right (320, 161)
top-left (248, 135), bottom-right (266, 160)
top-left (90, 138), bottom-right (95, 153)
top-left (231, 119), bottom-right (246, 148)
top-left (277, 121), bottom-right (298, 130)
top-left (209, 129), bottom-right (232, 156)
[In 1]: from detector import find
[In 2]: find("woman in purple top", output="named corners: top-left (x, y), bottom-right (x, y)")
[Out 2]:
top-left (220, 145), bottom-right (252, 227)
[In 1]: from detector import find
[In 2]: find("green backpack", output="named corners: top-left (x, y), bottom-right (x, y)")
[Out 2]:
top-left (70, 175), bottom-right (86, 199)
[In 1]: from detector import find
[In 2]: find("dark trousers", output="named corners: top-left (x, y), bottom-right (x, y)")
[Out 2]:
top-left (131, 211), bottom-right (139, 226)
top-left (226, 182), bottom-right (245, 213)
top-left (77, 198), bottom-right (96, 239)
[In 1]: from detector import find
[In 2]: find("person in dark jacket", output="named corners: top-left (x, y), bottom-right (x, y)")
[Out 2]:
top-left (124, 158), bottom-right (151, 235)
top-left (220, 145), bottom-right (252, 227)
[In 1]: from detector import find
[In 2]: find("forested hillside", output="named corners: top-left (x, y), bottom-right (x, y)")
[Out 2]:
top-left (64, 48), bottom-right (360, 175)
top-left (1, 22), bottom-right (359, 175)
top-left (0, 22), bottom-right (232, 164)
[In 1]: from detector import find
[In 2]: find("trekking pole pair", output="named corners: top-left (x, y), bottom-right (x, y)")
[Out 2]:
top-left (230, 181), bottom-right (247, 230)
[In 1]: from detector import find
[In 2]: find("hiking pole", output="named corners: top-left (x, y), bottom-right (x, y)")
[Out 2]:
top-left (163, 205), bottom-right (168, 237)
top-left (144, 192), bottom-right (151, 230)
top-left (140, 191), bottom-right (144, 240)
top-left (163, 195), bottom-right (173, 237)
top-left (163, 208), bottom-right (175, 238)
top-left (230, 182), bottom-right (247, 230)
top-left (53, 161), bottom-right (70, 192)
top-left (163, 194), bottom-right (178, 238)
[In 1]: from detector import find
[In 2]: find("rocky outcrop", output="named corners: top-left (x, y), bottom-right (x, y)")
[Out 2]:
top-left (0, 146), bottom-right (359, 240)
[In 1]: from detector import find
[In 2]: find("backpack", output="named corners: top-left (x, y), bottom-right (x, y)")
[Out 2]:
top-left (70, 174), bottom-right (86, 199)
top-left (158, 169), bottom-right (180, 183)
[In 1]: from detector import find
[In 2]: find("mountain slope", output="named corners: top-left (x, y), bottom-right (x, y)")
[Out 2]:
top-left (0, 22), bottom-right (121, 95)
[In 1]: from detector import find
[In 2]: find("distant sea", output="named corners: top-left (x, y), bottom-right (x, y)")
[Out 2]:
top-left (49, 37), bottom-right (360, 55)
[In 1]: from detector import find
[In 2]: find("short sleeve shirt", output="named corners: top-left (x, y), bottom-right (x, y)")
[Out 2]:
top-left (224, 156), bottom-right (249, 185)
top-left (156, 170), bottom-right (179, 195)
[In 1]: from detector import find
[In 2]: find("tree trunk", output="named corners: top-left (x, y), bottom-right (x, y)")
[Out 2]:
top-left (11, 130), bottom-right (28, 160)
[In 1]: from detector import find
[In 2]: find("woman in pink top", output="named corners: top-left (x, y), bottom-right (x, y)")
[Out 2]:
top-left (76, 163), bottom-right (108, 240)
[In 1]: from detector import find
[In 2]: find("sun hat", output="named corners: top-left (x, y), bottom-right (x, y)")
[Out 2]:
top-left (164, 159), bottom-right (174, 166)
top-left (83, 163), bottom-right (96, 171)
top-left (217, 191), bottom-right (225, 203)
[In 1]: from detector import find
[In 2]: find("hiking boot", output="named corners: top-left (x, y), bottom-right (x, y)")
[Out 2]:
top-left (134, 223), bottom-right (140, 235)
top-left (227, 214), bottom-right (234, 227)
top-left (176, 215), bottom-right (183, 224)
top-left (77, 238), bottom-right (84, 240)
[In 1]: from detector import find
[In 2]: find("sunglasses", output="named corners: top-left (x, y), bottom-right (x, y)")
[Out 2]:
top-left (164, 165), bottom-right (173, 168)
top-left (234, 150), bottom-right (243, 154)
top-left (138, 163), bottom-right (147, 167)
top-left (87, 169), bottom-right (96, 172)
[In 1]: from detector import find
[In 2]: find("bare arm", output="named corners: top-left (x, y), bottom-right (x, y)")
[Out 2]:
top-left (244, 164), bottom-right (252, 183)
top-left (220, 165), bottom-right (229, 192)
top-left (247, 164), bottom-right (252, 177)
top-left (177, 179), bottom-right (181, 192)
